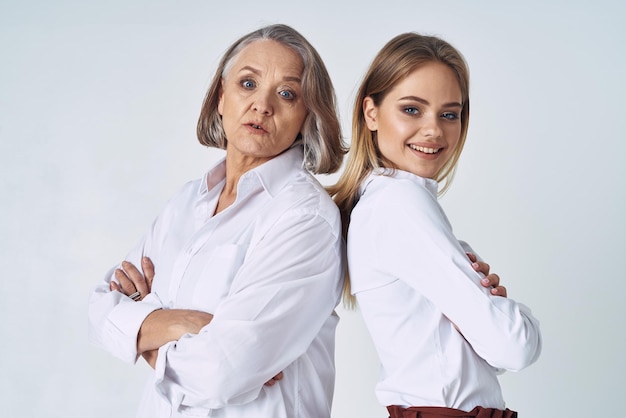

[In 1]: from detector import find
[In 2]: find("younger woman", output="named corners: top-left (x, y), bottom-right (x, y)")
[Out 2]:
top-left (331, 33), bottom-right (542, 417)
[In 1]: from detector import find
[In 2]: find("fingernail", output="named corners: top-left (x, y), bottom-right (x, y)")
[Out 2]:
top-left (472, 262), bottom-right (479, 269)
top-left (481, 278), bottom-right (489, 284)
top-left (142, 257), bottom-right (148, 264)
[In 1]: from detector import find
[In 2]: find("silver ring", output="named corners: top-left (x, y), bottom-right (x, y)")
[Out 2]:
top-left (128, 291), bottom-right (141, 301)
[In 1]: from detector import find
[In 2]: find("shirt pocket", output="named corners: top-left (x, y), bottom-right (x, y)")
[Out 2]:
top-left (190, 244), bottom-right (246, 311)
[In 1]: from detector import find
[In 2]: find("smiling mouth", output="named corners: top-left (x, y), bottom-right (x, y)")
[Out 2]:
top-left (409, 144), bottom-right (441, 154)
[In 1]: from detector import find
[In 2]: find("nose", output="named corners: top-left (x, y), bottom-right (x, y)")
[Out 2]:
top-left (421, 115), bottom-right (443, 138)
top-left (252, 89), bottom-right (274, 116)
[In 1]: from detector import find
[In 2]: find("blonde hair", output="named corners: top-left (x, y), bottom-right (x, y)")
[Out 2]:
top-left (329, 32), bottom-right (471, 308)
top-left (197, 24), bottom-right (347, 174)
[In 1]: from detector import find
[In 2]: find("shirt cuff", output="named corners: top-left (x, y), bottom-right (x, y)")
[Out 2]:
top-left (107, 297), bottom-right (162, 363)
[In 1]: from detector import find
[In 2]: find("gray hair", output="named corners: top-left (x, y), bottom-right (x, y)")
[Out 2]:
top-left (196, 24), bottom-right (347, 174)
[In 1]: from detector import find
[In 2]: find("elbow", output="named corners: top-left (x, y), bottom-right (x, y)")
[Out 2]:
top-left (499, 346), bottom-right (541, 372)
top-left (161, 357), bottom-right (261, 409)
top-left (491, 327), bottom-right (542, 372)
top-left (178, 380), bottom-right (260, 410)
top-left (484, 304), bottom-right (543, 371)
top-left (190, 375), bottom-right (245, 405)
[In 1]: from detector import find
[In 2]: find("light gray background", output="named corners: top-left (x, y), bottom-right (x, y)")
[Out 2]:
top-left (1, 1), bottom-right (624, 417)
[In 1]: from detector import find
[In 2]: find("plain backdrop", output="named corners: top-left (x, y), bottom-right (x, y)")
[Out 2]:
top-left (1, 1), bottom-right (624, 417)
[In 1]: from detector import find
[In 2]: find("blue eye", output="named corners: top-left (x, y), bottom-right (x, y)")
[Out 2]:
top-left (241, 79), bottom-right (256, 89)
top-left (403, 107), bottom-right (419, 115)
top-left (279, 89), bottom-right (295, 100)
top-left (441, 112), bottom-right (459, 121)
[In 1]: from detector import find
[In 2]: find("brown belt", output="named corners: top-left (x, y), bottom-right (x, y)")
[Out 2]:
top-left (387, 405), bottom-right (518, 418)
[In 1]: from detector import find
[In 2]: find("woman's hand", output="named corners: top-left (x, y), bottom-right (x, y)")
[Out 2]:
top-left (264, 371), bottom-right (284, 386)
top-left (449, 254), bottom-right (509, 338)
top-left (110, 257), bottom-right (155, 301)
top-left (108, 258), bottom-right (214, 369)
top-left (141, 349), bottom-right (159, 369)
top-left (467, 253), bottom-right (507, 298)
top-left (265, 372), bottom-right (283, 386)
top-left (111, 258), bottom-right (272, 383)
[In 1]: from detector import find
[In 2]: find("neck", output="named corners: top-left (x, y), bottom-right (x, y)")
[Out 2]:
top-left (214, 147), bottom-right (269, 215)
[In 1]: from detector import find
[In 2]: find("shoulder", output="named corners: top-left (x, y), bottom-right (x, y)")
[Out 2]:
top-left (177, 178), bottom-right (203, 195)
top-left (349, 172), bottom-right (450, 246)
top-left (277, 170), bottom-right (336, 208)
top-left (357, 172), bottom-right (438, 216)
top-left (265, 170), bottom-right (341, 236)
top-left (164, 178), bottom-right (204, 206)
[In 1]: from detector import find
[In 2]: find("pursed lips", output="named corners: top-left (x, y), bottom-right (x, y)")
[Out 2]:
top-left (245, 121), bottom-right (269, 133)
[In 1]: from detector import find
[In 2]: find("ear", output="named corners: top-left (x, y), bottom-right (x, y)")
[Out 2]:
top-left (217, 78), bottom-right (225, 116)
top-left (363, 96), bottom-right (378, 131)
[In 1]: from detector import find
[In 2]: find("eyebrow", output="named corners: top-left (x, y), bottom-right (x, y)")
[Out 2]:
top-left (238, 65), bottom-right (302, 84)
top-left (399, 95), bottom-right (462, 108)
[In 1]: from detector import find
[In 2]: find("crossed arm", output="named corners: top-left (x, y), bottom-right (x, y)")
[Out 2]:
top-left (111, 251), bottom-right (508, 369)
top-left (110, 257), bottom-right (284, 386)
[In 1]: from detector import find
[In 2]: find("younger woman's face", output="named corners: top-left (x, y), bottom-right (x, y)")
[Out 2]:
top-left (363, 61), bottom-right (463, 179)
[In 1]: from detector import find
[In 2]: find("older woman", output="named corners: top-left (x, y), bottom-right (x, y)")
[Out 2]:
top-left (88, 24), bottom-right (347, 418)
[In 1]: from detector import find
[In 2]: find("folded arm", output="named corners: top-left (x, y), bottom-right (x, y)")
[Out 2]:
top-left (112, 257), bottom-right (285, 391)
top-left (151, 209), bottom-right (343, 410)
top-left (376, 183), bottom-right (541, 371)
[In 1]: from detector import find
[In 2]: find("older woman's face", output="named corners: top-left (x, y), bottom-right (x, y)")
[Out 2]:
top-left (218, 39), bottom-right (307, 167)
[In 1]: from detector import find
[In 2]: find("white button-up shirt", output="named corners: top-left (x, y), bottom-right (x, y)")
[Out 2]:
top-left (348, 170), bottom-right (541, 411)
top-left (88, 147), bottom-right (344, 418)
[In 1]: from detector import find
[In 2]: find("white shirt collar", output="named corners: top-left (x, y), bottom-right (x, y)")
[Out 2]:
top-left (197, 146), bottom-right (305, 198)
top-left (363, 168), bottom-right (439, 198)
